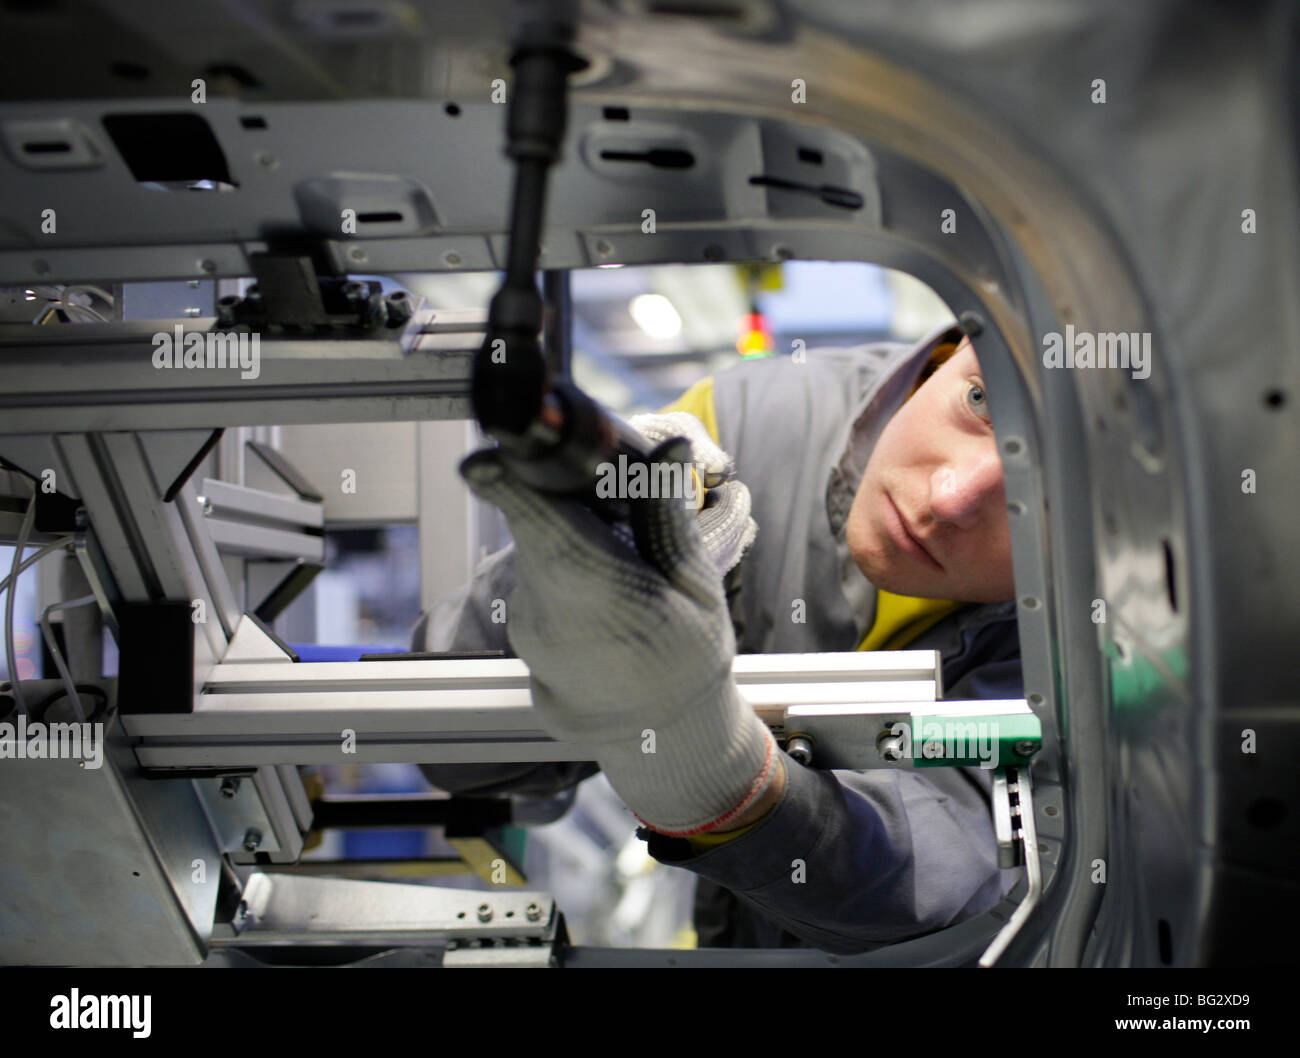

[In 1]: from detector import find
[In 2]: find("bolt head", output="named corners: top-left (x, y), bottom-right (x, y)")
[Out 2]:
top-left (878, 735), bottom-right (905, 762)
top-left (476, 903), bottom-right (493, 923)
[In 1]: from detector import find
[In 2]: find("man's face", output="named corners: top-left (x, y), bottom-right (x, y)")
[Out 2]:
top-left (845, 337), bottom-right (1015, 603)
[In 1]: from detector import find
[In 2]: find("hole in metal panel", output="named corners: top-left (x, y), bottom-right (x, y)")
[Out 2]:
top-left (1247, 798), bottom-right (1285, 829)
top-left (204, 63), bottom-right (264, 90)
top-left (102, 112), bottom-right (235, 188)
top-left (599, 148), bottom-right (695, 169)
top-left (646, 2), bottom-right (748, 17)
top-left (109, 60), bottom-right (150, 80)
top-left (1162, 538), bottom-right (1178, 613)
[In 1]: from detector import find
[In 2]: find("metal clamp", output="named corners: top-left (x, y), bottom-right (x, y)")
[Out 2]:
top-left (979, 766), bottom-right (1042, 967)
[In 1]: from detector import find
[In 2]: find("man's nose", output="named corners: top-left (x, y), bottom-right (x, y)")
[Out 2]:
top-left (929, 447), bottom-right (1005, 530)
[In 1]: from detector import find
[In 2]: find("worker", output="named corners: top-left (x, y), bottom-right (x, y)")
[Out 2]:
top-left (412, 320), bottom-right (1022, 953)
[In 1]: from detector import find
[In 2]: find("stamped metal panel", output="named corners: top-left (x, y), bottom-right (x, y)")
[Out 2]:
top-left (0, 710), bottom-right (220, 966)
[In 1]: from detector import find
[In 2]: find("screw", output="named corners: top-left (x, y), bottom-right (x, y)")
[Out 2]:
top-left (477, 903), bottom-right (493, 922)
top-left (197, 495), bottom-right (213, 516)
top-left (219, 777), bottom-right (241, 799)
top-left (786, 736), bottom-right (813, 766)
top-left (525, 902), bottom-right (542, 922)
top-left (957, 310), bottom-right (984, 337)
top-left (216, 295), bottom-right (241, 325)
top-left (242, 827), bottom-right (262, 852)
top-left (384, 290), bottom-right (413, 324)
top-left (877, 733), bottom-right (906, 763)
top-left (198, 259), bottom-right (216, 274)
top-left (348, 247), bottom-right (367, 263)
top-left (1014, 740), bottom-right (1040, 758)
top-left (443, 250), bottom-right (462, 267)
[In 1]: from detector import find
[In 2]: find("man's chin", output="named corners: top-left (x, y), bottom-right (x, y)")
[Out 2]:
top-left (853, 552), bottom-right (922, 596)
top-left (853, 545), bottom-right (1014, 603)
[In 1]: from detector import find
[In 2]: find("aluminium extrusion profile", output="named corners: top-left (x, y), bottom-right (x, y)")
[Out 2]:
top-left (197, 476), bottom-right (325, 562)
top-left (124, 615), bottom-right (1039, 772)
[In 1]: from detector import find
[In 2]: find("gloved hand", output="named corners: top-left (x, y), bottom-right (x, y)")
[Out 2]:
top-left (459, 436), bottom-right (779, 836)
top-left (626, 411), bottom-right (758, 576)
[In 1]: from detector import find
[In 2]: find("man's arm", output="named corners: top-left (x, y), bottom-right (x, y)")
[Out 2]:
top-left (642, 755), bottom-right (1003, 953)
top-left (641, 653), bottom-right (1021, 950)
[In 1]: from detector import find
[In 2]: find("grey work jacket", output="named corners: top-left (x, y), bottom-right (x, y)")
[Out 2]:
top-left (412, 322), bottom-right (1024, 954)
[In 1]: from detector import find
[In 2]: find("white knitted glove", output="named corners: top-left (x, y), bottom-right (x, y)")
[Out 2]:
top-left (626, 411), bottom-right (758, 576)
top-left (459, 437), bottom-right (778, 836)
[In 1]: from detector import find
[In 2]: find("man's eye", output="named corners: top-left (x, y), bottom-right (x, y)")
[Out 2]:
top-left (966, 381), bottom-right (992, 423)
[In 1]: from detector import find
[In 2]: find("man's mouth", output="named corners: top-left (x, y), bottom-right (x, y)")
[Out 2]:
top-left (884, 493), bottom-right (943, 571)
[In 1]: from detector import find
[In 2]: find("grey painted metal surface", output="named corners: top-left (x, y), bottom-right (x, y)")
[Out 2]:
top-left (0, 693), bottom-right (220, 966)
